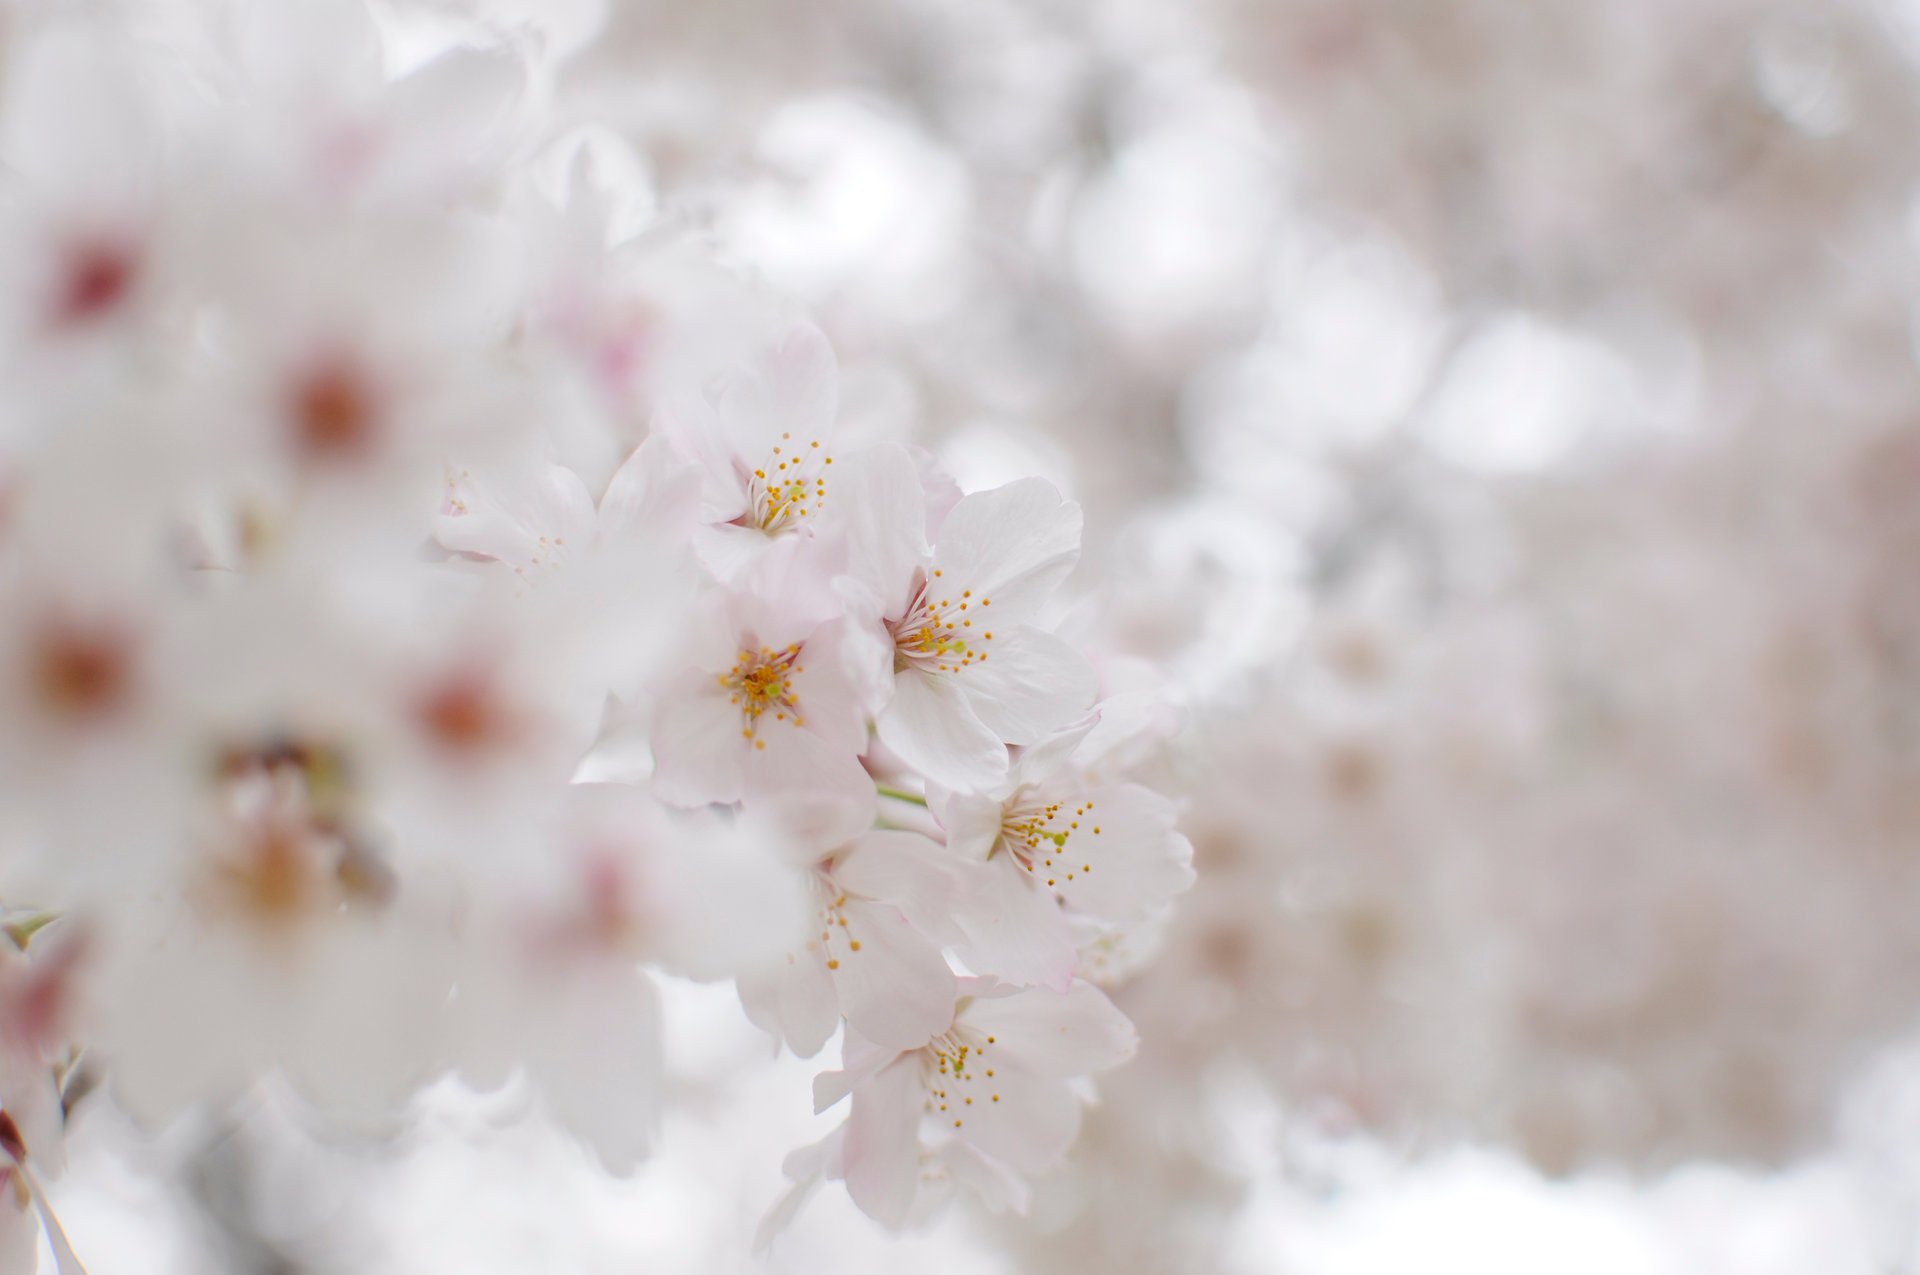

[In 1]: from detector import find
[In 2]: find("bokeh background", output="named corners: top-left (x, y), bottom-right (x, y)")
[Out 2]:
top-left (33, 0), bottom-right (1920, 1268)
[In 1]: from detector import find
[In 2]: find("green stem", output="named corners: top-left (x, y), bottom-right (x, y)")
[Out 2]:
top-left (4, 911), bottom-right (58, 949)
top-left (875, 784), bottom-right (928, 807)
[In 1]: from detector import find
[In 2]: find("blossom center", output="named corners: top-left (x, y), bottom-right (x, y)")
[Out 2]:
top-left (920, 1026), bottom-right (1002, 1127)
top-left (888, 572), bottom-right (995, 675)
top-left (996, 793), bottom-right (1100, 889)
top-left (742, 432), bottom-right (831, 534)
top-left (722, 644), bottom-right (805, 746)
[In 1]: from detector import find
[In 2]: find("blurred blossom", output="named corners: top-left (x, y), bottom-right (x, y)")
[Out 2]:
top-left (6, 0), bottom-right (1920, 1270)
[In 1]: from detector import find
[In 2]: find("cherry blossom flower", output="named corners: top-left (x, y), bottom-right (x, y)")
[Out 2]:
top-left (737, 830), bottom-right (960, 1057)
top-left (651, 320), bottom-right (845, 579)
top-left (933, 718), bottom-right (1195, 989)
top-left (813, 977), bottom-right (1137, 1228)
top-left (846, 445), bottom-right (1099, 793)
top-left (649, 539), bottom-right (881, 842)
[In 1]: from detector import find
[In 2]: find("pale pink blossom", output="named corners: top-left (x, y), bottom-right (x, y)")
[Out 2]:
top-left (847, 445), bottom-right (1098, 793)
top-left (649, 539), bottom-right (882, 842)
top-left (813, 977), bottom-right (1137, 1228)
top-left (737, 830), bottom-right (960, 1057)
top-left (933, 718), bottom-right (1194, 989)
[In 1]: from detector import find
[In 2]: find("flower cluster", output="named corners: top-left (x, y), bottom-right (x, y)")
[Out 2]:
top-left (0, 1), bottom-right (1192, 1266)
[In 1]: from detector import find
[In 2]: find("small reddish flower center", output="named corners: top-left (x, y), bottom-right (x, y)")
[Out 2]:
top-left (29, 624), bottom-right (132, 720)
top-left (291, 361), bottom-right (379, 461)
top-left (52, 241), bottom-right (137, 326)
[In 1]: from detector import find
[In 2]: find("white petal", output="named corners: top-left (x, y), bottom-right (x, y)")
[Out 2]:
top-left (959, 627), bottom-right (1097, 746)
top-left (785, 618), bottom-right (881, 757)
top-left (840, 443), bottom-right (931, 620)
top-left (745, 724), bottom-right (876, 847)
top-left (833, 900), bottom-right (956, 1051)
top-left (929, 478), bottom-right (1081, 622)
top-left (877, 669), bottom-right (1008, 793)
top-left (928, 791), bottom-right (1004, 863)
top-left (1051, 784), bottom-right (1195, 922)
top-left (691, 521), bottom-right (776, 582)
top-left (597, 436), bottom-right (698, 545)
top-left (531, 965), bottom-right (663, 1175)
top-left (951, 1060), bottom-right (1081, 1171)
top-left (649, 685), bottom-right (747, 808)
top-left (952, 855), bottom-right (1077, 991)
top-left (940, 1139), bottom-right (1031, 1215)
top-left (962, 979), bottom-right (1137, 1077)
top-left (436, 461), bottom-right (596, 569)
top-left (843, 1057), bottom-right (925, 1228)
top-left (738, 948), bottom-right (840, 1058)
top-left (832, 831), bottom-right (965, 940)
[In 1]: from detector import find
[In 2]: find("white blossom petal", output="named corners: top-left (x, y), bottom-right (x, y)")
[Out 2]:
top-left (877, 668), bottom-right (1007, 793)
top-left (959, 626), bottom-right (1098, 746)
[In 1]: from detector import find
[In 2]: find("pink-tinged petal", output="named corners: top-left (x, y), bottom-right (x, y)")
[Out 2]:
top-left (950, 1060), bottom-right (1081, 1171)
top-left (833, 831), bottom-right (965, 938)
top-left (654, 385), bottom-right (751, 521)
top-left (961, 979), bottom-right (1137, 1077)
top-left (626, 803), bottom-right (810, 982)
top-left (928, 790), bottom-right (1004, 862)
top-left (738, 947), bottom-right (840, 1058)
top-left (877, 668), bottom-right (1008, 793)
top-left (649, 685), bottom-right (747, 808)
top-left (754, 1127), bottom-right (843, 1253)
top-left (692, 520), bottom-right (775, 582)
top-left (953, 854), bottom-right (1077, 991)
top-left (959, 626), bottom-right (1097, 746)
top-left (746, 724), bottom-right (876, 847)
top-left (598, 436), bottom-right (698, 544)
top-left (717, 322), bottom-right (838, 460)
top-left (535, 965), bottom-right (664, 1175)
top-left (843, 1056), bottom-right (925, 1228)
top-left (940, 1140), bottom-right (1030, 1215)
top-left (841, 443), bottom-right (931, 620)
top-left (815, 1029), bottom-right (903, 1112)
top-left (436, 461), bottom-right (596, 569)
top-left (1008, 717), bottom-right (1099, 789)
top-left (730, 535), bottom-right (850, 646)
top-left (785, 618), bottom-right (879, 757)
top-left (833, 900), bottom-right (956, 1051)
top-left (1050, 784), bottom-right (1195, 922)
top-left (929, 478), bottom-right (1081, 622)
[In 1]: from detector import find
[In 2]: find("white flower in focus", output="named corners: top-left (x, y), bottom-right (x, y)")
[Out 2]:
top-left (812, 977), bottom-right (1137, 1228)
top-left (737, 830), bottom-right (960, 1057)
top-left (649, 539), bottom-right (881, 841)
top-left (933, 720), bottom-right (1195, 989)
top-left (847, 445), bottom-right (1098, 793)
top-left (652, 320), bottom-right (845, 579)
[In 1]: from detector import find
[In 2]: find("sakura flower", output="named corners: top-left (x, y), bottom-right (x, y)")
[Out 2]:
top-left (933, 718), bottom-right (1195, 989)
top-left (847, 445), bottom-right (1099, 793)
top-left (813, 977), bottom-right (1137, 1228)
top-left (651, 319), bottom-right (844, 578)
top-left (649, 538), bottom-right (881, 842)
top-left (449, 786), bottom-right (805, 1173)
top-left (738, 830), bottom-right (959, 1057)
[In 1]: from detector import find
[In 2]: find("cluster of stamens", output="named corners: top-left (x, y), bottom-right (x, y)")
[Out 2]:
top-left (921, 1028), bottom-right (1001, 1128)
top-left (889, 570), bottom-right (994, 674)
top-left (206, 739), bottom-right (394, 923)
top-left (997, 793), bottom-right (1100, 890)
top-left (721, 642), bottom-right (805, 748)
top-left (814, 878), bottom-right (864, 971)
top-left (743, 432), bottom-right (831, 534)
